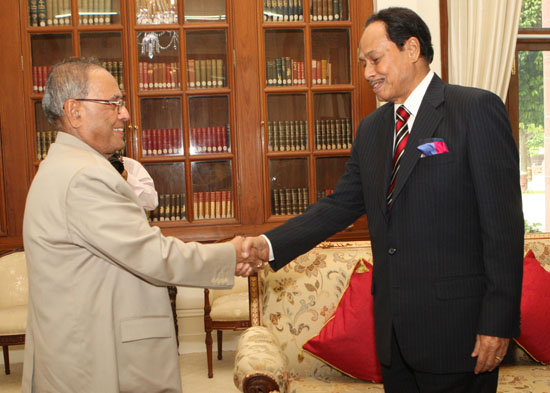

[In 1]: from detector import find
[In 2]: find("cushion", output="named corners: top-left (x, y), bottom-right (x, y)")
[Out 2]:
top-left (514, 250), bottom-right (550, 364)
top-left (302, 259), bottom-right (382, 382)
top-left (210, 291), bottom-right (250, 320)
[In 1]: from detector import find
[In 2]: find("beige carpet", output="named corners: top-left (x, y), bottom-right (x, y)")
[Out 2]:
top-left (0, 351), bottom-right (240, 393)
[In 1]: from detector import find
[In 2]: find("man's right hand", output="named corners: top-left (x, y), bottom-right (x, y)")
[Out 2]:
top-left (242, 235), bottom-right (270, 262)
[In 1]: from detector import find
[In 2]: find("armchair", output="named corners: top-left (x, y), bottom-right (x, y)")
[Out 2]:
top-left (0, 248), bottom-right (27, 375)
top-left (233, 241), bottom-right (383, 393)
top-left (204, 274), bottom-right (257, 378)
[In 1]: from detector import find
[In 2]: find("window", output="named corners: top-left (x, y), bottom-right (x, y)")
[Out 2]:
top-left (509, 0), bottom-right (550, 233)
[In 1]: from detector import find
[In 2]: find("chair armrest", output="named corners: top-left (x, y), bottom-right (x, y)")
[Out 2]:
top-left (233, 326), bottom-right (287, 393)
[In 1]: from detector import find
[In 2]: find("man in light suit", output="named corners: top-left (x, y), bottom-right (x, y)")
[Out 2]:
top-left (22, 57), bottom-right (260, 393)
top-left (243, 7), bottom-right (523, 393)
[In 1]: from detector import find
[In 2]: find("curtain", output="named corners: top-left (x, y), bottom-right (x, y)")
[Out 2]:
top-left (447, 0), bottom-right (522, 101)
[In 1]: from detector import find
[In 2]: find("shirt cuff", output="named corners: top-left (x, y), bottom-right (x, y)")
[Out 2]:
top-left (260, 234), bottom-right (275, 261)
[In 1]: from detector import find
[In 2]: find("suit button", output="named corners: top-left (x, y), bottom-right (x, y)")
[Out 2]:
top-left (388, 248), bottom-right (397, 255)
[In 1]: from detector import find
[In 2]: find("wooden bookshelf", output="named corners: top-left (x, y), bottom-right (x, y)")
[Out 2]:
top-left (0, 0), bottom-right (375, 250)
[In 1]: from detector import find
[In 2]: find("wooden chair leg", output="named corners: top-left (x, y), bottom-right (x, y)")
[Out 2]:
top-left (217, 330), bottom-right (223, 360)
top-left (206, 329), bottom-right (213, 378)
top-left (2, 346), bottom-right (10, 375)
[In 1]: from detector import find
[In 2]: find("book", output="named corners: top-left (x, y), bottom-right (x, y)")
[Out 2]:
top-left (200, 59), bottom-right (207, 87)
top-left (174, 194), bottom-right (181, 220)
top-left (206, 59), bottom-right (213, 88)
top-left (30, 0), bottom-right (39, 26)
top-left (99, 0), bottom-right (105, 24)
top-left (284, 57), bottom-right (292, 85)
top-left (333, 0), bottom-right (340, 20)
top-left (37, 0), bottom-right (47, 26)
top-left (275, 58), bottom-right (283, 86)
top-left (321, 59), bottom-right (327, 85)
top-left (147, 63), bottom-right (154, 89)
top-left (272, 188), bottom-right (280, 215)
top-left (187, 59), bottom-right (195, 88)
top-left (300, 120), bottom-right (307, 150)
top-left (216, 59), bottom-right (223, 87)
top-left (63, 0), bottom-right (70, 25)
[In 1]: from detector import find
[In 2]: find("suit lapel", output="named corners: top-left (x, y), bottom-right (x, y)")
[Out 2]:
top-left (391, 75), bottom-right (445, 205)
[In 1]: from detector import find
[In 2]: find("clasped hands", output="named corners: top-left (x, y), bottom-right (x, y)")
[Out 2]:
top-left (230, 235), bottom-right (270, 277)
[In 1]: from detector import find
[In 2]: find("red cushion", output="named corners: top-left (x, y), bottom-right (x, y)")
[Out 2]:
top-left (515, 250), bottom-right (550, 364)
top-left (303, 259), bottom-right (382, 382)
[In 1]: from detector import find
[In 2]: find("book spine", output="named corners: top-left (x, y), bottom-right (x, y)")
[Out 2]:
top-left (174, 194), bottom-right (181, 220)
top-left (30, 0), bottom-right (39, 26)
top-left (272, 188), bottom-right (280, 215)
top-left (267, 121), bottom-right (273, 152)
top-left (37, 0), bottom-right (47, 26)
top-left (321, 59), bottom-right (327, 85)
top-left (301, 120), bottom-right (307, 150)
top-left (216, 59), bottom-right (223, 87)
top-left (206, 59), bottom-right (213, 88)
top-left (275, 58), bottom-right (283, 86)
top-left (200, 59), bottom-right (207, 88)
top-left (333, 0), bottom-right (339, 20)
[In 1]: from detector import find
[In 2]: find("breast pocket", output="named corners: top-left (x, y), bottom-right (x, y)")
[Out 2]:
top-left (418, 152), bottom-right (454, 166)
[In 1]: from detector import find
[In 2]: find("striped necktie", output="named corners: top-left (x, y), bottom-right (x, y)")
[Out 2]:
top-left (387, 105), bottom-right (411, 208)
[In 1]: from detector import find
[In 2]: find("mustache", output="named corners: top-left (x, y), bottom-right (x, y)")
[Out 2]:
top-left (368, 78), bottom-right (384, 87)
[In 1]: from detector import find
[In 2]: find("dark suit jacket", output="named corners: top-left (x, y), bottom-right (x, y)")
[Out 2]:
top-left (266, 74), bottom-right (524, 373)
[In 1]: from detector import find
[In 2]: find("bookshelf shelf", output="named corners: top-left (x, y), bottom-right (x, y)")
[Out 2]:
top-left (13, 0), bottom-right (375, 244)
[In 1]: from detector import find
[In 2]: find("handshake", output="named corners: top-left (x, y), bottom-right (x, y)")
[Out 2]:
top-left (230, 235), bottom-right (270, 277)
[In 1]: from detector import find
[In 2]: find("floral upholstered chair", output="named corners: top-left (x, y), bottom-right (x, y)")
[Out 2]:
top-left (233, 241), bottom-right (384, 393)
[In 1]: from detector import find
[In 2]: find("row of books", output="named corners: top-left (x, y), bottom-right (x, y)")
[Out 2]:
top-left (148, 193), bottom-right (186, 222)
top-left (29, 0), bottom-right (116, 26)
top-left (266, 58), bottom-right (305, 87)
top-left (317, 189), bottom-right (335, 199)
top-left (189, 126), bottom-right (231, 154)
top-left (32, 65), bottom-right (53, 93)
top-left (187, 59), bottom-right (226, 89)
top-left (193, 191), bottom-right (234, 220)
top-left (272, 187), bottom-right (309, 216)
top-left (33, 60), bottom-right (123, 93)
top-left (136, 0), bottom-right (177, 25)
top-left (139, 61), bottom-right (180, 90)
top-left (263, 0), bottom-right (304, 22)
top-left (29, 0), bottom-right (70, 26)
top-left (267, 120), bottom-right (308, 152)
top-left (311, 0), bottom-right (347, 21)
top-left (142, 128), bottom-right (183, 157)
top-left (102, 60), bottom-right (124, 90)
top-left (263, 0), bottom-right (348, 22)
top-left (36, 130), bottom-right (58, 160)
top-left (314, 118), bottom-right (353, 150)
top-left (78, 0), bottom-right (116, 25)
top-left (311, 59), bottom-right (333, 85)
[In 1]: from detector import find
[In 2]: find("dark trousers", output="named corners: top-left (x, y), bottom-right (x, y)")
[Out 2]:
top-left (381, 328), bottom-right (499, 393)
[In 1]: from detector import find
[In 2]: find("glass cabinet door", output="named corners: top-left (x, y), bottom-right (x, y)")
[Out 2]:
top-left (315, 156), bottom-right (348, 200)
top-left (80, 32), bottom-right (125, 90)
top-left (267, 94), bottom-right (307, 152)
top-left (79, 0), bottom-right (121, 25)
top-left (184, 0), bottom-right (225, 23)
top-left (265, 29), bottom-right (305, 87)
top-left (186, 30), bottom-right (228, 89)
top-left (29, 0), bottom-right (72, 26)
top-left (311, 29), bottom-right (350, 86)
top-left (31, 33), bottom-right (72, 94)
top-left (314, 92), bottom-right (352, 150)
top-left (189, 95), bottom-right (231, 154)
top-left (143, 163), bottom-right (186, 222)
top-left (135, 0), bottom-right (178, 24)
top-left (137, 30), bottom-right (180, 91)
top-left (140, 97), bottom-right (183, 157)
top-left (269, 158), bottom-right (309, 215)
top-left (310, 0), bottom-right (349, 21)
top-left (191, 160), bottom-right (234, 220)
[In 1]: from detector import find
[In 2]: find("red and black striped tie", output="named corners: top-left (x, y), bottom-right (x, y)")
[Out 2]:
top-left (387, 105), bottom-right (411, 208)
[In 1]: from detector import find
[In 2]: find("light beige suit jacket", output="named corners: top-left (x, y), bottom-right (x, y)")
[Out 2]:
top-left (22, 132), bottom-right (236, 393)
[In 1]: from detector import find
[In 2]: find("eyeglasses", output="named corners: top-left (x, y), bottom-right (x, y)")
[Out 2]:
top-left (75, 98), bottom-right (126, 113)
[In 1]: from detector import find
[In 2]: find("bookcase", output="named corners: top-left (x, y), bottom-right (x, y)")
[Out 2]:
top-left (4, 0), bottom-right (375, 248)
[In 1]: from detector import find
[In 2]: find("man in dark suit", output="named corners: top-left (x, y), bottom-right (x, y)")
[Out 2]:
top-left (243, 7), bottom-right (524, 393)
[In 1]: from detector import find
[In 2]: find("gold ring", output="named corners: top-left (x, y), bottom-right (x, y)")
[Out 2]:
top-left (495, 356), bottom-right (503, 361)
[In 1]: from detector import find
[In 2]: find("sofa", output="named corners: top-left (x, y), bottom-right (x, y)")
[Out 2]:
top-left (233, 234), bottom-right (550, 393)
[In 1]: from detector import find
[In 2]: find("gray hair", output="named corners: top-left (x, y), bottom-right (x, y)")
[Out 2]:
top-left (42, 57), bottom-right (104, 126)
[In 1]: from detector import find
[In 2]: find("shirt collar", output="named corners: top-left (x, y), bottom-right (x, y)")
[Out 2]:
top-left (394, 70), bottom-right (435, 119)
